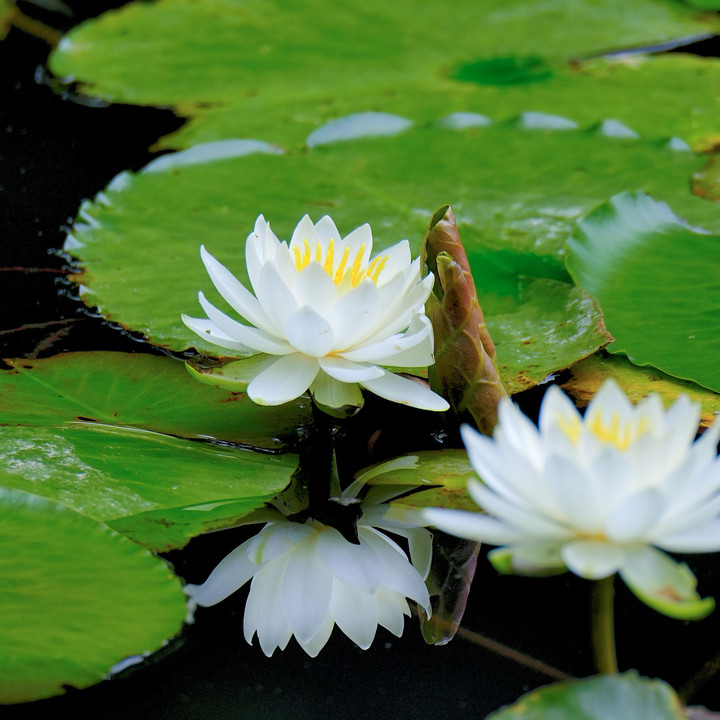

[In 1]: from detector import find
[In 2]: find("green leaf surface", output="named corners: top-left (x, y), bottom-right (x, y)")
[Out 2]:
top-left (66, 120), bottom-right (720, 392)
top-left (0, 353), bottom-right (299, 550)
top-left (0, 488), bottom-right (186, 703)
top-left (0, 0), bottom-right (13, 39)
top-left (364, 450), bottom-right (476, 511)
top-left (566, 192), bottom-right (720, 392)
top-left (48, 0), bottom-right (720, 148)
top-left (562, 353), bottom-right (720, 430)
top-left (486, 672), bottom-right (685, 720)
top-left (1, 352), bottom-right (309, 449)
top-left (0, 424), bottom-right (295, 551)
top-left (162, 55), bottom-right (720, 151)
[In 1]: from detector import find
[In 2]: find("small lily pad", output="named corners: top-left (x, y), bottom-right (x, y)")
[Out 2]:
top-left (0, 488), bottom-right (186, 703)
top-left (486, 672), bottom-right (686, 720)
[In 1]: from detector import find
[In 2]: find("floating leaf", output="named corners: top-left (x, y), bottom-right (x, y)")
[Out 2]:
top-left (62, 120), bottom-right (720, 391)
top-left (566, 192), bottom-right (720, 392)
top-left (1, 352), bottom-right (309, 449)
top-left (364, 450), bottom-right (476, 511)
top-left (0, 488), bottom-right (186, 703)
top-left (48, 1), bottom-right (720, 148)
top-left (486, 672), bottom-right (686, 720)
top-left (0, 353), bottom-right (299, 550)
top-left (562, 353), bottom-right (720, 430)
top-left (693, 154), bottom-right (720, 201)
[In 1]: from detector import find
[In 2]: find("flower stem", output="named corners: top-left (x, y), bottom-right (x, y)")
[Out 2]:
top-left (591, 575), bottom-right (618, 674)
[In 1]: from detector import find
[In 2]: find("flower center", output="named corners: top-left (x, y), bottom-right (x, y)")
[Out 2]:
top-left (557, 412), bottom-right (650, 451)
top-left (292, 237), bottom-right (388, 286)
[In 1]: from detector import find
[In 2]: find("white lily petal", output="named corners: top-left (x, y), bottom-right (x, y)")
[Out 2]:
top-left (318, 356), bottom-right (384, 383)
top-left (361, 370), bottom-right (449, 411)
top-left (376, 587), bottom-right (410, 636)
top-left (374, 239), bottom-right (412, 284)
top-left (606, 488), bottom-right (666, 543)
top-left (254, 262), bottom-right (299, 333)
top-left (298, 614), bottom-right (335, 658)
top-left (341, 315), bottom-right (432, 365)
top-left (282, 534), bottom-right (333, 643)
top-left (283, 306), bottom-right (336, 357)
top-left (317, 527), bottom-right (382, 593)
top-left (655, 519), bottom-right (720, 553)
top-left (293, 261), bottom-right (339, 313)
top-left (560, 540), bottom-right (626, 580)
top-left (181, 314), bottom-right (257, 353)
top-left (185, 541), bottom-right (257, 607)
top-left (329, 580), bottom-right (378, 650)
top-left (309, 370), bottom-right (364, 410)
top-left (247, 354), bottom-right (319, 405)
top-left (314, 215), bottom-right (342, 245)
top-left (326, 280), bottom-right (380, 350)
top-left (200, 246), bottom-right (273, 332)
top-left (422, 507), bottom-right (523, 545)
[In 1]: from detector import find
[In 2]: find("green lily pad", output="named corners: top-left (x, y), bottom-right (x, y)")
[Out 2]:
top-left (363, 450), bottom-right (476, 511)
top-left (486, 672), bottom-right (685, 720)
top-left (1, 352), bottom-right (309, 449)
top-left (66, 120), bottom-right (720, 392)
top-left (566, 192), bottom-right (720, 393)
top-left (163, 54), bottom-right (720, 152)
top-left (0, 0), bottom-right (13, 40)
top-left (0, 488), bottom-right (186, 703)
top-left (48, 0), bottom-right (720, 148)
top-left (562, 353), bottom-right (720, 430)
top-left (0, 353), bottom-right (300, 550)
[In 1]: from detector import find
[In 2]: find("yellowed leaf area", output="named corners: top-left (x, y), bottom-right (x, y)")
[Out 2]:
top-left (563, 354), bottom-right (720, 430)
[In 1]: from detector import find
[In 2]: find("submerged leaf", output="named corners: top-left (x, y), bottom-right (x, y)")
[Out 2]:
top-left (422, 206), bottom-right (508, 434)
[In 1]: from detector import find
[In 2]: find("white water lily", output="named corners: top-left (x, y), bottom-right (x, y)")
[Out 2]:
top-left (423, 380), bottom-right (720, 619)
top-left (182, 214), bottom-right (448, 412)
top-left (185, 482), bottom-right (432, 657)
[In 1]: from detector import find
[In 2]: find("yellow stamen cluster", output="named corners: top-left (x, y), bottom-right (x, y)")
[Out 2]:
top-left (292, 237), bottom-right (388, 287)
top-left (557, 411), bottom-right (651, 451)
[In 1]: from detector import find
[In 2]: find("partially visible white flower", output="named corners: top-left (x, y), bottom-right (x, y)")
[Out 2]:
top-left (423, 379), bottom-right (720, 619)
top-left (182, 214), bottom-right (448, 412)
top-left (186, 478), bottom-right (432, 657)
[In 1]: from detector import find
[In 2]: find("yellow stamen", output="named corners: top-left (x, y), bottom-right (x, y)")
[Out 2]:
top-left (368, 255), bottom-right (388, 283)
top-left (333, 246), bottom-right (350, 285)
top-left (302, 237), bottom-right (311, 268)
top-left (556, 414), bottom-right (582, 444)
top-left (350, 243), bottom-right (366, 287)
top-left (323, 238), bottom-right (335, 274)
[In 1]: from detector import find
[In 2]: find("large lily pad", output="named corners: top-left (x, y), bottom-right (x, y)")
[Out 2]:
top-left (562, 353), bottom-right (720, 429)
top-left (66, 121), bottom-right (720, 392)
top-left (0, 353), bottom-right (299, 550)
top-left (48, 0), bottom-right (720, 148)
top-left (1, 351), bottom-right (309, 449)
top-left (566, 192), bottom-right (720, 393)
top-left (487, 672), bottom-right (685, 720)
top-left (0, 488), bottom-right (186, 703)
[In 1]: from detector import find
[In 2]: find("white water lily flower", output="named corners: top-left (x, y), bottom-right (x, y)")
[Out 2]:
top-left (423, 379), bottom-right (720, 619)
top-left (182, 214), bottom-right (448, 412)
top-left (185, 483), bottom-right (432, 657)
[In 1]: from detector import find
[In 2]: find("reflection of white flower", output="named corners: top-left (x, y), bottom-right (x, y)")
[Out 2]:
top-left (183, 214), bottom-right (448, 412)
top-left (423, 380), bottom-right (720, 619)
top-left (186, 485), bottom-right (432, 657)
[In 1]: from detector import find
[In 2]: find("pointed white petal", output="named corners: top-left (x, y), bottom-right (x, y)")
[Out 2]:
top-left (298, 614), bottom-right (335, 658)
top-left (314, 215), bottom-right (342, 245)
top-left (254, 262), bottom-right (299, 333)
top-left (374, 239), bottom-right (412, 284)
top-left (560, 540), bottom-right (626, 579)
top-left (326, 280), bottom-right (380, 350)
top-left (318, 356), bottom-right (384, 383)
top-left (655, 519), bottom-right (720, 553)
top-left (293, 261), bottom-right (338, 312)
top-left (330, 579), bottom-right (378, 649)
top-left (341, 315), bottom-right (433, 366)
top-left (282, 534), bottom-right (333, 643)
top-left (375, 587), bottom-right (409, 636)
top-left (289, 215), bottom-right (320, 254)
top-left (283, 306), bottom-right (336, 357)
top-left (606, 488), bottom-right (665, 543)
top-left (200, 246), bottom-right (273, 332)
top-left (185, 540), bottom-right (257, 607)
top-left (247, 354), bottom-right (319, 405)
top-left (181, 314), bottom-right (256, 353)
top-left (317, 527), bottom-right (382, 593)
top-left (361, 370), bottom-right (448, 411)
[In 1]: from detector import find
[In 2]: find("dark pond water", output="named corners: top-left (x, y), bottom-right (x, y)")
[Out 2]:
top-left (3, 2), bottom-right (720, 718)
